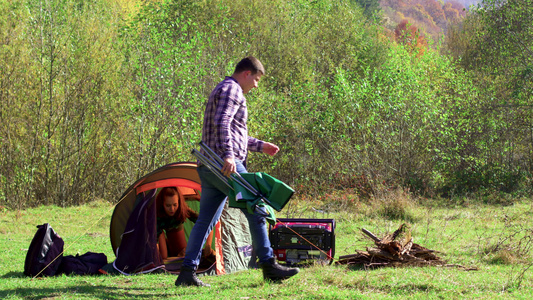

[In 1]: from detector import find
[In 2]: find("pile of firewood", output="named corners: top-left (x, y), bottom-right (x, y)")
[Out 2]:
top-left (336, 224), bottom-right (447, 268)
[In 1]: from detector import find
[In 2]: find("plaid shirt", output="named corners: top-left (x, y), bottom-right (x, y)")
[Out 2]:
top-left (201, 76), bottom-right (263, 162)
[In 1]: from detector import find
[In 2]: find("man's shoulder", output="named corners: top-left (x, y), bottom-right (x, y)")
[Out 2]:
top-left (216, 76), bottom-right (239, 89)
top-left (213, 77), bottom-right (243, 100)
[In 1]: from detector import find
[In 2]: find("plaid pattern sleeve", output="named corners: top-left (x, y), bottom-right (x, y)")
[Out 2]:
top-left (248, 136), bottom-right (263, 153)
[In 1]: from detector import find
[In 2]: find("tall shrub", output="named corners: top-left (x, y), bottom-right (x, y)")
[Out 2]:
top-left (0, 0), bottom-right (127, 207)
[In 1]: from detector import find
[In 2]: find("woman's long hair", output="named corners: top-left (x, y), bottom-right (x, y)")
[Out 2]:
top-left (155, 187), bottom-right (198, 223)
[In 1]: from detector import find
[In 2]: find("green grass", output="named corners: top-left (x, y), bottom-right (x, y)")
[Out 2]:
top-left (1, 197), bottom-right (533, 299)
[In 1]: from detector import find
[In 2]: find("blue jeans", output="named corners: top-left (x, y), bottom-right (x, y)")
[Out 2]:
top-left (182, 161), bottom-right (273, 270)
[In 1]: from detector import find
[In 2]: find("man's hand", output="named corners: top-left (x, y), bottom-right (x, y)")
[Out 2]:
top-left (221, 157), bottom-right (236, 177)
top-left (262, 142), bottom-right (280, 156)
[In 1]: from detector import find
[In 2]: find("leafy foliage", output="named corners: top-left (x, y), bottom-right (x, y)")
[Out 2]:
top-left (443, 0), bottom-right (533, 196)
top-left (1, 0), bottom-right (128, 207)
top-left (0, 0), bottom-right (531, 208)
top-left (351, 0), bottom-right (382, 19)
top-left (394, 19), bottom-right (428, 56)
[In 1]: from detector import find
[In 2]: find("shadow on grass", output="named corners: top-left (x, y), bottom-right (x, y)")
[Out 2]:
top-left (1, 271), bottom-right (181, 299)
top-left (1, 271), bottom-right (25, 278)
top-left (215, 280), bottom-right (265, 289)
top-left (1, 271), bottom-right (265, 297)
top-left (344, 264), bottom-right (367, 271)
top-left (0, 286), bottom-right (161, 299)
top-left (385, 282), bottom-right (443, 294)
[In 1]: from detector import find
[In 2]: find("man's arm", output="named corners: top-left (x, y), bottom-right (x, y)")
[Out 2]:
top-left (248, 137), bottom-right (279, 156)
top-left (262, 142), bottom-right (279, 156)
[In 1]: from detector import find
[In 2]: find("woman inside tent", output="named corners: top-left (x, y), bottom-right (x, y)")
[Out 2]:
top-left (156, 187), bottom-right (215, 262)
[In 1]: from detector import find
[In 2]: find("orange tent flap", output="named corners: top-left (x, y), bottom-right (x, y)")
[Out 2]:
top-left (215, 221), bottom-right (225, 275)
top-left (136, 178), bottom-right (201, 195)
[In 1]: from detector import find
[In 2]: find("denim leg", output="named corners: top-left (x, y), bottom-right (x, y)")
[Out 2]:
top-left (182, 162), bottom-right (274, 269)
top-left (241, 205), bottom-right (274, 264)
top-left (234, 163), bottom-right (273, 264)
top-left (182, 166), bottom-right (229, 269)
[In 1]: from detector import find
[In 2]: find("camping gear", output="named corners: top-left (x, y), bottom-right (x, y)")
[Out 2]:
top-left (192, 142), bottom-right (294, 218)
top-left (58, 252), bottom-right (108, 275)
top-left (24, 223), bottom-right (65, 277)
top-left (109, 162), bottom-right (256, 275)
top-left (269, 218), bottom-right (336, 265)
top-left (24, 223), bottom-right (108, 277)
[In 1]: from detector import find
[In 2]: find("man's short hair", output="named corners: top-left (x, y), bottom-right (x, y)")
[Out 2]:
top-left (234, 56), bottom-right (265, 75)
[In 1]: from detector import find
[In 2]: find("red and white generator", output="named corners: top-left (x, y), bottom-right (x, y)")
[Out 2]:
top-left (269, 218), bottom-right (335, 265)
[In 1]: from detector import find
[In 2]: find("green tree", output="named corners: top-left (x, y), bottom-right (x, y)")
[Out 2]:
top-left (119, 1), bottom-right (210, 179)
top-left (0, 0), bottom-right (128, 207)
top-left (0, 0), bottom-right (32, 208)
top-left (350, 0), bottom-right (381, 19)
top-left (474, 0), bottom-right (533, 100)
top-left (442, 0), bottom-right (533, 195)
top-left (474, 0), bottom-right (533, 191)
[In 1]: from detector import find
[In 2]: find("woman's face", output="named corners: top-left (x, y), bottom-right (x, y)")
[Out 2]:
top-left (163, 195), bottom-right (179, 216)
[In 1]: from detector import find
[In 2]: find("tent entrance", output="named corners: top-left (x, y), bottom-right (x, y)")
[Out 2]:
top-left (109, 162), bottom-right (255, 275)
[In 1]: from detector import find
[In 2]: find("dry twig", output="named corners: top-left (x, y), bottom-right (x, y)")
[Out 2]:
top-left (337, 223), bottom-right (449, 269)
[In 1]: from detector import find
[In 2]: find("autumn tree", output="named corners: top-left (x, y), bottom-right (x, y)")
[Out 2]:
top-left (448, 0), bottom-right (468, 17)
top-left (422, 0), bottom-right (447, 28)
top-left (380, 0), bottom-right (410, 10)
top-left (443, 2), bottom-right (461, 23)
top-left (394, 19), bottom-right (428, 55)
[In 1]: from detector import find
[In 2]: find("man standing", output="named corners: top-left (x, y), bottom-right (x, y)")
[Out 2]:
top-left (175, 56), bottom-right (300, 287)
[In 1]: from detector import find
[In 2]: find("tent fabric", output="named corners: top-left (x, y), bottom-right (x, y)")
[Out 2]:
top-left (217, 204), bottom-right (257, 274)
top-left (110, 163), bottom-right (201, 253)
top-left (109, 162), bottom-right (255, 275)
top-left (136, 178), bottom-right (201, 195)
top-left (113, 189), bottom-right (163, 274)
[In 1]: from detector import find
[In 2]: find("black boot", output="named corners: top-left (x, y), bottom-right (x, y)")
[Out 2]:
top-left (260, 258), bottom-right (300, 281)
top-left (175, 267), bottom-right (210, 287)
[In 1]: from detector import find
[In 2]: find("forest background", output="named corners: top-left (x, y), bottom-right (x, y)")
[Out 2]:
top-left (1, 0), bottom-right (532, 209)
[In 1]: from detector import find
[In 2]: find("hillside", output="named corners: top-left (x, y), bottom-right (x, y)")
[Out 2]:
top-left (380, 0), bottom-right (478, 43)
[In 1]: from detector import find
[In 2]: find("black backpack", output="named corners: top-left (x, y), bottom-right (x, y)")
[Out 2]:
top-left (58, 252), bottom-right (108, 275)
top-left (24, 223), bottom-right (65, 277)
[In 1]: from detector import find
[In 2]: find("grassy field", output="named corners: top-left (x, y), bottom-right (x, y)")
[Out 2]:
top-left (1, 195), bottom-right (532, 299)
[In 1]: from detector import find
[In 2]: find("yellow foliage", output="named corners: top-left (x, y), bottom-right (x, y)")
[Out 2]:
top-left (109, 0), bottom-right (143, 20)
top-left (394, 11), bottom-right (406, 23)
